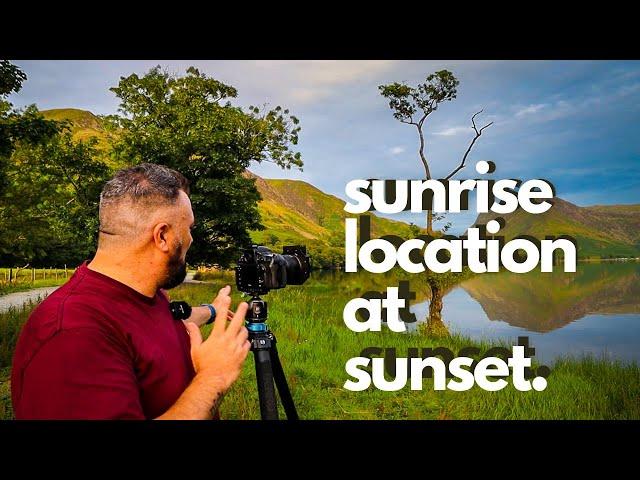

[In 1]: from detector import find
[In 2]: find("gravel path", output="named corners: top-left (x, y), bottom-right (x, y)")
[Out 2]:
top-left (0, 286), bottom-right (60, 313)
top-left (0, 272), bottom-right (206, 313)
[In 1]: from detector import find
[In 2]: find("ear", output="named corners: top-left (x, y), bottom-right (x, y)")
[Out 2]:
top-left (152, 222), bottom-right (171, 253)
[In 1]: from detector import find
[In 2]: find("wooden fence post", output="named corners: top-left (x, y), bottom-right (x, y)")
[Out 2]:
top-left (32, 268), bottom-right (35, 283)
top-left (9, 268), bottom-right (12, 283)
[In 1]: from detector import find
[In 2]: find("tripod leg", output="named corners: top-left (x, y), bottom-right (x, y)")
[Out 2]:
top-left (270, 343), bottom-right (299, 420)
top-left (252, 349), bottom-right (279, 420)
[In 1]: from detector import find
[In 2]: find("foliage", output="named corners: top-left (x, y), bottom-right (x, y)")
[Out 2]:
top-left (0, 132), bottom-right (110, 266)
top-left (108, 66), bottom-right (303, 267)
top-left (0, 61), bottom-right (111, 267)
top-left (0, 61), bottom-right (61, 195)
top-left (378, 70), bottom-right (459, 124)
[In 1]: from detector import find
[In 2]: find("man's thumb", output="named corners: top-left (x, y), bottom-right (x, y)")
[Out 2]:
top-left (184, 321), bottom-right (203, 348)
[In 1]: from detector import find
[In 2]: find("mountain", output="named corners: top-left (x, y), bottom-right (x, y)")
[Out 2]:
top-left (41, 108), bottom-right (111, 145)
top-left (472, 197), bottom-right (640, 258)
top-left (247, 172), bottom-right (426, 268)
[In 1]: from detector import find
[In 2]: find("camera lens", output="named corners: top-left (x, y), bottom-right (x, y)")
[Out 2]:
top-left (235, 244), bottom-right (311, 295)
top-left (279, 254), bottom-right (307, 284)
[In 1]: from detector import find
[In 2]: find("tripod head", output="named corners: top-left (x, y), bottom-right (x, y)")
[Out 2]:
top-left (245, 295), bottom-right (268, 333)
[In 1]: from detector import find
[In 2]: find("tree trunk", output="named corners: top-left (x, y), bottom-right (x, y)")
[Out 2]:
top-left (420, 277), bottom-right (450, 337)
top-left (426, 210), bottom-right (433, 234)
top-left (428, 282), bottom-right (443, 323)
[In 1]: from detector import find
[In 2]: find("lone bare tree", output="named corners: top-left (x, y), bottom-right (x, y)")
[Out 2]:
top-left (379, 70), bottom-right (493, 336)
top-left (379, 70), bottom-right (493, 234)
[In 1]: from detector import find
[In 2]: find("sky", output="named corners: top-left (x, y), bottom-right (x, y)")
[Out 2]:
top-left (8, 60), bottom-right (640, 234)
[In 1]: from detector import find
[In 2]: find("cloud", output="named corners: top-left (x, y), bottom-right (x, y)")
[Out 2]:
top-left (248, 60), bottom-right (397, 104)
top-left (515, 103), bottom-right (548, 117)
top-left (617, 82), bottom-right (640, 96)
top-left (289, 87), bottom-right (331, 103)
top-left (550, 164), bottom-right (631, 177)
top-left (389, 146), bottom-right (405, 155)
top-left (433, 125), bottom-right (472, 136)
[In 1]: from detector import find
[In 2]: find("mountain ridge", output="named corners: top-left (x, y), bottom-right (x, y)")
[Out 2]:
top-left (472, 197), bottom-right (640, 258)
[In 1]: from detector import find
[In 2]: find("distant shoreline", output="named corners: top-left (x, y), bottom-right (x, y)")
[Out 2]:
top-left (579, 257), bottom-right (640, 262)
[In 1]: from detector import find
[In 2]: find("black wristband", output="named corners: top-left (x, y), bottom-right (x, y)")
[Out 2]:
top-left (169, 301), bottom-right (192, 320)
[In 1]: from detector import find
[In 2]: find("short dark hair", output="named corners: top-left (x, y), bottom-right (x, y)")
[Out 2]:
top-left (99, 163), bottom-right (190, 237)
top-left (100, 163), bottom-right (190, 207)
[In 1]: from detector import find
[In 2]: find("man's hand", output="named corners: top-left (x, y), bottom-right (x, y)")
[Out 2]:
top-left (185, 285), bottom-right (235, 326)
top-left (184, 286), bottom-right (250, 393)
top-left (156, 286), bottom-right (250, 419)
top-left (211, 285), bottom-right (236, 321)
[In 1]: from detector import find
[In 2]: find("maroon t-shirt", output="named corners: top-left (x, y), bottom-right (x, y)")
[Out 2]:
top-left (11, 262), bottom-right (195, 419)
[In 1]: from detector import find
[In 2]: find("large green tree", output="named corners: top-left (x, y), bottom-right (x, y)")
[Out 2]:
top-left (109, 66), bottom-right (303, 266)
top-left (0, 60), bottom-right (60, 195)
top-left (0, 132), bottom-right (110, 266)
top-left (1, 61), bottom-right (110, 267)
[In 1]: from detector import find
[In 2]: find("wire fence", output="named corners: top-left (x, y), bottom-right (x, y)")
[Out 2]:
top-left (0, 266), bottom-right (76, 286)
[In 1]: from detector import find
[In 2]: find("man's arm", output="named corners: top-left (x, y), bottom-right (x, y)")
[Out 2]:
top-left (185, 306), bottom-right (214, 327)
top-left (157, 286), bottom-right (250, 420)
top-left (183, 285), bottom-right (235, 327)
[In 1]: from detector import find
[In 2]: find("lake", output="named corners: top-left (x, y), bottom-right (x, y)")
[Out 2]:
top-left (314, 262), bottom-right (640, 364)
top-left (409, 262), bottom-right (640, 364)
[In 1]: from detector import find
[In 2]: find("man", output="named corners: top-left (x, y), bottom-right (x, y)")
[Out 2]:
top-left (11, 163), bottom-right (250, 419)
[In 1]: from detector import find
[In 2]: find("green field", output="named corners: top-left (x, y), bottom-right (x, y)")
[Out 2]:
top-left (1, 271), bottom-right (638, 420)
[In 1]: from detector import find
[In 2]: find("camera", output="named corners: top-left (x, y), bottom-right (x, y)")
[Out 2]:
top-left (235, 245), bottom-right (311, 295)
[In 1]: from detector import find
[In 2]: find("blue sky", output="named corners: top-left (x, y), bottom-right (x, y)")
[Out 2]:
top-left (8, 60), bottom-right (640, 234)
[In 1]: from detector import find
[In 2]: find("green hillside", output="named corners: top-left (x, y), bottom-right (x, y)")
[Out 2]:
top-left (247, 172), bottom-right (426, 268)
top-left (473, 197), bottom-right (640, 259)
top-left (40, 108), bottom-right (120, 158)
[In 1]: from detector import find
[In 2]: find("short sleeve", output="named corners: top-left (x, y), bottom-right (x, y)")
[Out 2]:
top-left (16, 327), bottom-right (145, 420)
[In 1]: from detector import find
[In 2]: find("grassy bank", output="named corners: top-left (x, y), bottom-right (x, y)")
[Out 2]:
top-left (1, 274), bottom-right (638, 420)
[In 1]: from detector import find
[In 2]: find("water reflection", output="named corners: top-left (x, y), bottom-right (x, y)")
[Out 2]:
top-left (412, 263), bottom-right (640, 363)
top-left (314, 264), bottom-right (640, 363)
top-left (460, 263), bottom-right (640, 332)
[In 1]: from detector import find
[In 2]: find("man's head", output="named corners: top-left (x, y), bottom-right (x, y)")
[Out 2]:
top-left (98, 163), bottom-right (194, 290)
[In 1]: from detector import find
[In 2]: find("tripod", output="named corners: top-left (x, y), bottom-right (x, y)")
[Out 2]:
top-left (245, 295), bottom-right (299, 420)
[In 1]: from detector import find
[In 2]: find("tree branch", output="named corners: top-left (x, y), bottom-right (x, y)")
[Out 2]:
top-left (444, 110), bottom-right (493, 181)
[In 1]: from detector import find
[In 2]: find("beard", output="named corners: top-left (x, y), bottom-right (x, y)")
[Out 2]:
top-left (159, 240), bottom-right (188, 290)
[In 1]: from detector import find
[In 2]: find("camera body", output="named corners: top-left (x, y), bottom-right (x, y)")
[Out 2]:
top-left (235, 245), bottom-right (311, 295)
